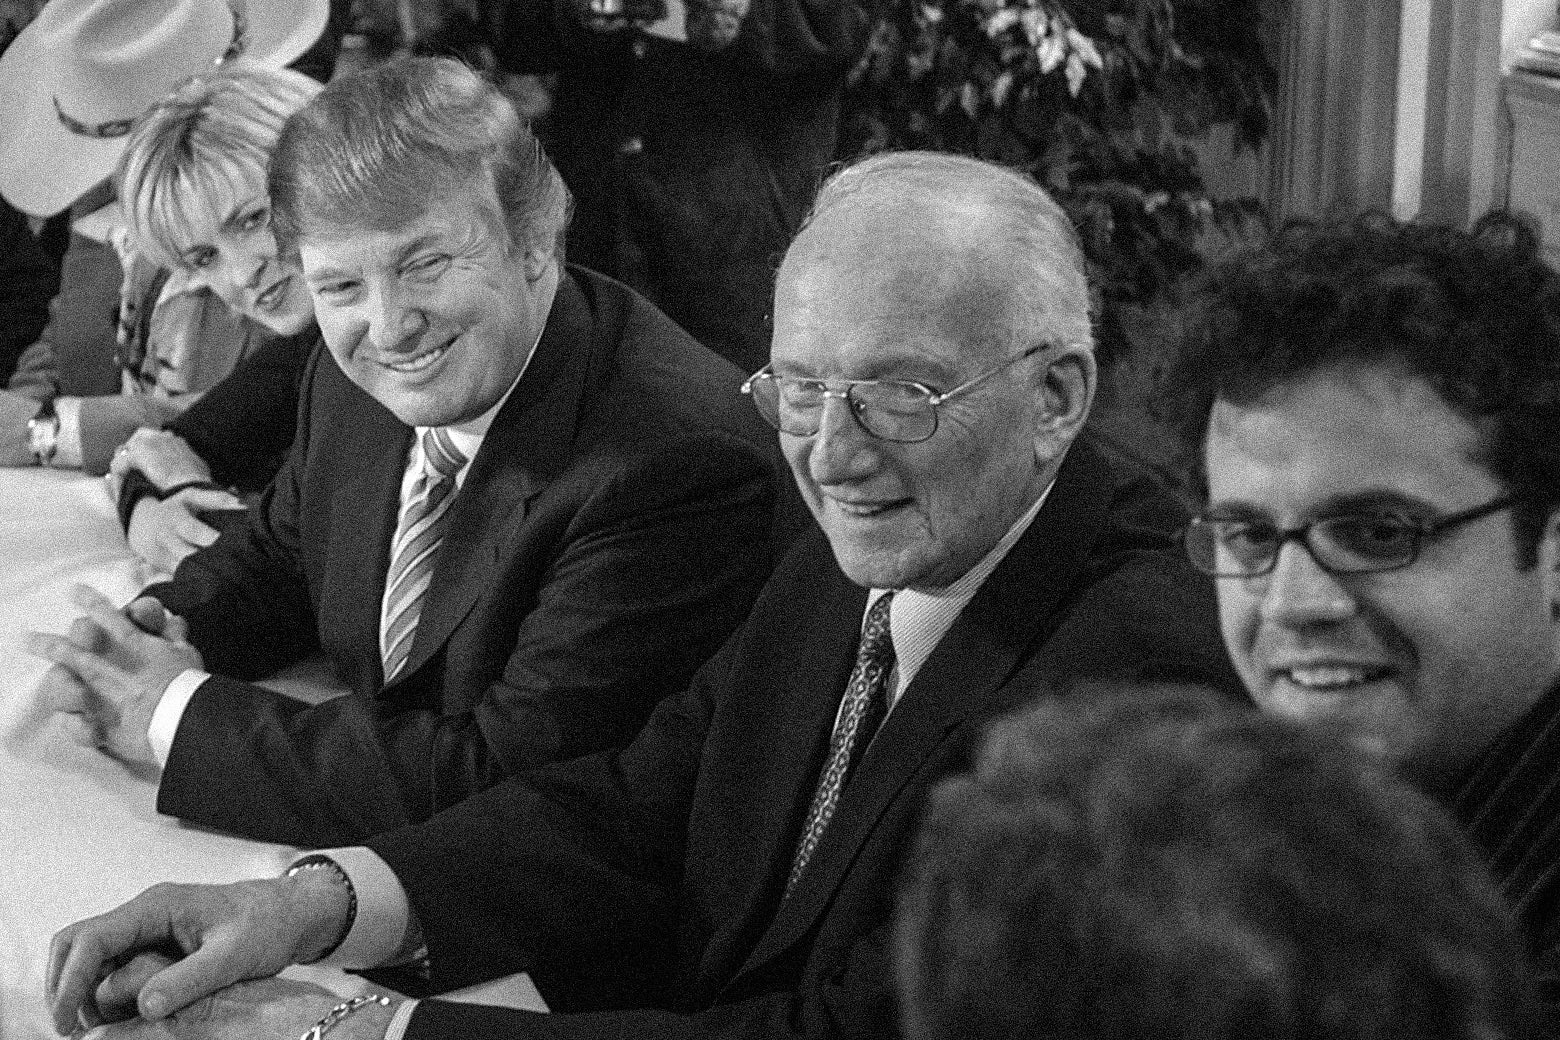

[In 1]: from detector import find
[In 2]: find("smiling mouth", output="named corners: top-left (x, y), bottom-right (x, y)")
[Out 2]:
top-left (255, 277), bottom-right (291, 311)
top-left (831, 498), bottom-right (909, 518)
top-left (383, 340), bottom-right (451, 375)
top-left (1277, 665), bottom-right (1393, 691)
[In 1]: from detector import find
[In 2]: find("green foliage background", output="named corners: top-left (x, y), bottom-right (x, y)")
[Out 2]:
top-left (841, 0), bottom-right (1277, 362)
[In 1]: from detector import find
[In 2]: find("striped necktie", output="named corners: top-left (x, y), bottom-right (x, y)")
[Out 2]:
top-left (786, 591), bottom-right (896, 894)
top-left (380, 427), bottom-right (467, 685)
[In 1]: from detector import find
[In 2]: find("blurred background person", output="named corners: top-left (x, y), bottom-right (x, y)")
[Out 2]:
top-left (0, 0), bottom-right (68, 384)
top-left (899, 685), bottom-right (1541, 1040)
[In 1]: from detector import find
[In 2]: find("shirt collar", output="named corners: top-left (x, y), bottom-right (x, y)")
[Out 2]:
top-left (867, 477), bottom-right (1056, 701)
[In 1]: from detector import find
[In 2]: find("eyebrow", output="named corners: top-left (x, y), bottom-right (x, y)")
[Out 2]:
top-left (303, 229), bottom-right (461, 286)
top-left (218, 197), bottom-right (263, 234)
top-left (1205, 489), bottom-right (1443, 521)
top-left (393, 231), bottom-right (448, 267)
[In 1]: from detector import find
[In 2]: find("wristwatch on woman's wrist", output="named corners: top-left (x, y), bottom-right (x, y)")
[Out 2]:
top-left (26, 397), bottom-right (59, 467)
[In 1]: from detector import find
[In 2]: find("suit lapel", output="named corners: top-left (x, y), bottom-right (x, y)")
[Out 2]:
top-left (393, 273), bottom-right (597, 686)
top-left (693, 543), bottom-right (867, 984)
top-left (739, 441), bottom-right (1119, 973)
top-left (318, 361), bottom-right (414, 693)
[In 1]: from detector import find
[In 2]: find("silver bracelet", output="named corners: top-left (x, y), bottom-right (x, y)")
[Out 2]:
top-left (299, 993), bottom-right (392, 1040)
top-left (285, 856), bottom-right (357, 962)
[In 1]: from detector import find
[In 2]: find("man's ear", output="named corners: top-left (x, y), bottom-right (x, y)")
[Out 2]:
top-left (1032, 343), bottom-right (1097, 466)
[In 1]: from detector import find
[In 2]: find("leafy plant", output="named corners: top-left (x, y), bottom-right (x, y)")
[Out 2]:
top-left (841, 0), bottom-right (1278, 362)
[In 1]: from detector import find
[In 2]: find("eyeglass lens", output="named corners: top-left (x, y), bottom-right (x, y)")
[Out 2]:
top-left (1190, 515), bottom-right (1422, 576)
top-left (753, 377), bottom-right (937, 442)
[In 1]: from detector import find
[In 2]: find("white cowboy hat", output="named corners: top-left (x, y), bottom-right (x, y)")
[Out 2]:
top-left (0, 0), bottom-right (329, 216)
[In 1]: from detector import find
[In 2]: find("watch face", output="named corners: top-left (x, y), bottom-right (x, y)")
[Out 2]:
top-left (27, 408), bottom-right (60, 465)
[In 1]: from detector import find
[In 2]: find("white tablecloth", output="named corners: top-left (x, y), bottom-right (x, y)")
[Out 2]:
top-left (0, 471), bottom-right (546, 1038)
top-left (0, 471), bottom-right (316, 1038)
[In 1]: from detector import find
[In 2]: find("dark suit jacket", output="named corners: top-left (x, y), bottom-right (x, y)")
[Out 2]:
top-left (149, 267), bottom-right (777, 847)
top-left (171, 325), bottom-right (312, 493)
top-left (366, 434), bottom-right (1245, 1039)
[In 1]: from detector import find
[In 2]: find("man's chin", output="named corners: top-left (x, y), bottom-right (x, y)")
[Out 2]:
top-left (1255, 678), bottom-right (1414, 765)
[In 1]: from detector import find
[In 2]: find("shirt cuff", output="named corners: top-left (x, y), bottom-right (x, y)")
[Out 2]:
top-left (383, 999), bottom-right (420, 1040)
top-left (310, 846), bottom-right (412, 970)
top-left (53, 395), bottom-right (83, 469)
top-left (147, 668), bottom-right (208, 767)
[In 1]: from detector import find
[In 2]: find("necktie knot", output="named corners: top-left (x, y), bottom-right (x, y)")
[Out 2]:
top-left (857, 591), bottom-right (895, 669)
top-left (422, 427), bottom-right (467, 481)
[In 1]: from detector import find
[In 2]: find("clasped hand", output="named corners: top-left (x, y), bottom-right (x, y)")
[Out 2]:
top-left (28, 585), bottom-right (203, 771)
top-left (47, 875), bottom-right (365, 1039)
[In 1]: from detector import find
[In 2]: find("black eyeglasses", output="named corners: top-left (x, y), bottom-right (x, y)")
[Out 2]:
top-left (1183, 494), bottom-right (1519, 578)
top-left (740, 343), bottom-right (1052, 444)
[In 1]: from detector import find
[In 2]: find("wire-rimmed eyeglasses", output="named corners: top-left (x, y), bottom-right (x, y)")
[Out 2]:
top-left (740, 343), bottom-right (1051, 444)
top-left (1182, 493), bottom-right (1519, 578)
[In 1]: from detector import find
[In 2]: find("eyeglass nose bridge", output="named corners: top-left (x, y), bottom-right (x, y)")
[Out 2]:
top-left (812, 384), bottom-right (879, 438)
top-left (1263, 527), bottom-right (1338, 576)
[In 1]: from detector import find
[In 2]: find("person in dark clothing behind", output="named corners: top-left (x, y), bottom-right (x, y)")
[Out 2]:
top-left (0, 196), bottom-right (68, 384)
top-left (474, 0), bottom-right (870, 374)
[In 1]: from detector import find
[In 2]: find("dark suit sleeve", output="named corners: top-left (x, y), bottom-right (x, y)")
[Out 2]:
top-left (401, 946), bottom-right (897, 1040)
top-left (155, 433), bottom-right (773, 846)
top-left (168, 329), bottom-right (311, 493)
top-left (368, 633), bottom-right (725, 993)
top-left (146, 349), bottom-right (322, 679)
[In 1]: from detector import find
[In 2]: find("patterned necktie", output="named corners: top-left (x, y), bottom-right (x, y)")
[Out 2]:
top-left (380, 427), bottom-right (467, 684)
top-left (787, 591), bottom-right (896, 894)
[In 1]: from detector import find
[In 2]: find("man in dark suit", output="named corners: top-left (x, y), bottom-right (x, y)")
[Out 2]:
top-left (29, 55), bottom-right (775, 848)
top-left (46, 151), bottom-right (1240, 1040)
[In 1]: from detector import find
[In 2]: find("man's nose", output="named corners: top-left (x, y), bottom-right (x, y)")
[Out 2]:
top-left (367, 285), bottom-right (429, 353)
top-left (1257, 540), bottom-right (1358, 627)
top-left (808, 395), bottom-right (877, 485)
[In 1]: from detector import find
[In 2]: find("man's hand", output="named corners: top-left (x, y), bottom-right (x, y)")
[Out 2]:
top-left (28, 586), bottom-right (203, 769)
top-left (77, 977), bottom-right (385, 1040)
top-left (128, 490), bottom-right (244, 575)
top-left (48, 873), bottom-right (356, 1035)
top-left (684, 0), bottom-right (748, 49)
top-left (0, 387), bottom-right (43, 466)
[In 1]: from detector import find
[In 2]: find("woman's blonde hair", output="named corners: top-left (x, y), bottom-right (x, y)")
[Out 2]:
top-left (115, 62), bottom-right (321, 271)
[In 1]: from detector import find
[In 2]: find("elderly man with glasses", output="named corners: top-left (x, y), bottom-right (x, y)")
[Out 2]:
top-left (1162, 214), bottom-right (1560, 1016)
top-left (46, 150), bottom-right (1239, 1040)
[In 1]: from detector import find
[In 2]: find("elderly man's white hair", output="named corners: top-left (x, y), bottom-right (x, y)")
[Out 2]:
top-left (803, 151), bottom-right (1095, 353)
